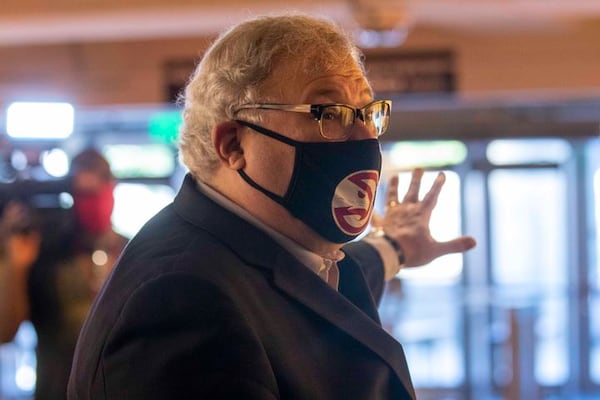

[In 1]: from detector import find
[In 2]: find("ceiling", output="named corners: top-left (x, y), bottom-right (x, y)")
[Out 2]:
top-left (2, 0), bottom-right (600, 46)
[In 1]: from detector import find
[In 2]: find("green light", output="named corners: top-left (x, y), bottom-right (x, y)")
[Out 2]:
top-left (103, 144), bottom-right (175, 179)
top-left (386, 141), bottom-right (467, 169)
top-left (148, 111), bottom-right (182, 144)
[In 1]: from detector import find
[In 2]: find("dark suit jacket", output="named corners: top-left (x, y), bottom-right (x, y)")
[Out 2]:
top-left (68, 174), bottom-right (415, 399)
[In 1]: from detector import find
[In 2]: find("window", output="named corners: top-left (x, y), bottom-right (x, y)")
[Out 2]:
top-left (378, 141), bottom-right (468, 389)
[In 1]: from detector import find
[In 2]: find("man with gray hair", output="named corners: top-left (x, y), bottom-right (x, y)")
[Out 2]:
top-left (69, 14), bottom-right (475, 399)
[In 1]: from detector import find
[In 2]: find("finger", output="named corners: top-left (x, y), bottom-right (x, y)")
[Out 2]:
top-left (434, 236), bottom-right (477, 257)
top-left (422, 171), bottom-right (445, 210)
top-left (402, 168), bottom-right (424, 203)
top-left (385, 174), bottom-right (399, 207)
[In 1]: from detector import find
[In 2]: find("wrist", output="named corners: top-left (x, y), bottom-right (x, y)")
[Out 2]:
top-left (381, 234), bottom-right (406, 265)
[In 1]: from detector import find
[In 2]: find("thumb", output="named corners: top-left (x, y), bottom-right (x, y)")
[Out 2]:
top-left (435, 236), bottom-right (477, 258)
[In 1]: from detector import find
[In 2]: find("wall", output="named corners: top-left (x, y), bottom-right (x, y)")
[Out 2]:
top-left (1, 21), bottom-right (600, 110)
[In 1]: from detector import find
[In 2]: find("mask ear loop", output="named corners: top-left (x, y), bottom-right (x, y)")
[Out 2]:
top-left (237, 169), bottom-right (286, 206)
top-left (235, 120), bottom-right (298, 146)
top-left (235, 119), bottom-right (303, 205)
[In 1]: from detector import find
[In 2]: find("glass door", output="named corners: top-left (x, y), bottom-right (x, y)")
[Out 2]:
top-left (378, 141), bottom-right (469, 399)
top-left (589, 138), bottom-right (600, 386)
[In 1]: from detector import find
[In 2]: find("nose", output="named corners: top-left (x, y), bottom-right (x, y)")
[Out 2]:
top-left (348, 118), bottom-right (377, 141)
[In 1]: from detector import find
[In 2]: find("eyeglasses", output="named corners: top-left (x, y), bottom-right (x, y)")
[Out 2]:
top-left (234, 100), bottom-right (392, 141)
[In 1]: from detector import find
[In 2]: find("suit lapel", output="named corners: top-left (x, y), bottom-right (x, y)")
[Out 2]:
top-left (173, 175), bottom-right (415, 399)
top-left (270, 251), bottom-right (415, 399)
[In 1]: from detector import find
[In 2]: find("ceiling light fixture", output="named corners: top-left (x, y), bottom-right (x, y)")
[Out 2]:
top-left (348, 0), bottom-right (413, 48)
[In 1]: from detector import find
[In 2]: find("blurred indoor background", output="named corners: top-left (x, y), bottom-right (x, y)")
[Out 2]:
top-left (1, 0), bottom-right (600, 399)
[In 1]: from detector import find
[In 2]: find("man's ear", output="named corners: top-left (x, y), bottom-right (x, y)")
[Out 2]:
top-left (213, 121), bottom-right (245, 170)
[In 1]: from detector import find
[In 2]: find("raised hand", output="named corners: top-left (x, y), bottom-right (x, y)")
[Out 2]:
top-left (373, 168), bottom-right (476, 268)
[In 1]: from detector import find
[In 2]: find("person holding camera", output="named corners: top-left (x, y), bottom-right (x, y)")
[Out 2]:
top-left (0, 148), bottom-right (128, 400)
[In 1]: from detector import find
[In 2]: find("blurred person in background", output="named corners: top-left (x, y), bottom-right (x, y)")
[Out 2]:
top-left (69, 14), bottom-right (475, 400)
top-left (0, 148), bottom-right (128, 400)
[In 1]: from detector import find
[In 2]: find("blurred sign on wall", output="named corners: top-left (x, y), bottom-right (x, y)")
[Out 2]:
top-left (364, 49), bottom-right (456, 95)
top-left (163, 49), bottom-right (455, 102)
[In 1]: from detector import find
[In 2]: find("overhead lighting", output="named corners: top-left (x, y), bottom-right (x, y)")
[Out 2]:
top-left (6, 101), bottom-right (74, 140)
top-left (349, 0), bottom-right (412, 47)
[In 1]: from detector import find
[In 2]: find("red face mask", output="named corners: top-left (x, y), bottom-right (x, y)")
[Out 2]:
top-left (73, 183), bottom-right (115, 234)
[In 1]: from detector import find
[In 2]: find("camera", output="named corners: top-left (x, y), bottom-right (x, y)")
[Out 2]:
top-left (0, 178), bottom-right (72, 234)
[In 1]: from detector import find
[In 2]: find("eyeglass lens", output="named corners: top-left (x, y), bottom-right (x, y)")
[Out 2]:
top-left (319, 101), bottom-right (389, 139)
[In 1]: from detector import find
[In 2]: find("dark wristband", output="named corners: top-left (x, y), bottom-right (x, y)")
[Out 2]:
top-left (382, 234), bottom-right (406, 265)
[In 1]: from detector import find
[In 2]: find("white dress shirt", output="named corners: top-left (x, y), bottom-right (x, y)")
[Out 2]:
top-left (197, 181), bottom-right (401, 289)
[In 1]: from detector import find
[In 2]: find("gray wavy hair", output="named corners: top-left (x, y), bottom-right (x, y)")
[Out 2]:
top-left (178, 13), bottom-right (366, 181)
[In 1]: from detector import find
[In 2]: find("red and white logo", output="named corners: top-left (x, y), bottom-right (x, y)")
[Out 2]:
top-left (331, 170), bottom-right (379, 236)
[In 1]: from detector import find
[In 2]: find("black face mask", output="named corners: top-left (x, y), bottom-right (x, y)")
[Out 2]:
top-left (236, 120), bottom-right (382, 243)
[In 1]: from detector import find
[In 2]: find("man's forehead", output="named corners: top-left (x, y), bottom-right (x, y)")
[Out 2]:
top-left (265, 58), bottom-right (371, 102)
top-left (306, 72), bottom-right (372, 96)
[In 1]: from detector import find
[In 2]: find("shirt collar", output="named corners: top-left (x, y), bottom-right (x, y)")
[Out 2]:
top-left (196, 180), bottom-right (344, 277)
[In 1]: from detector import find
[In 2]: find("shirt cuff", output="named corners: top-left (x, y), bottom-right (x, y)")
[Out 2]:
top-left (363, 236), bottom-right (402, 280)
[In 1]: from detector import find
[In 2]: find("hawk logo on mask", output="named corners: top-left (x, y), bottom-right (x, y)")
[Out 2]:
top-left (332, 170), bottom-right (379, 236)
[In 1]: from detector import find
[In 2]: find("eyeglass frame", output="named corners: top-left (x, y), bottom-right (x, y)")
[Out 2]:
top-left (233, 99), bottom-right (392, 141)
